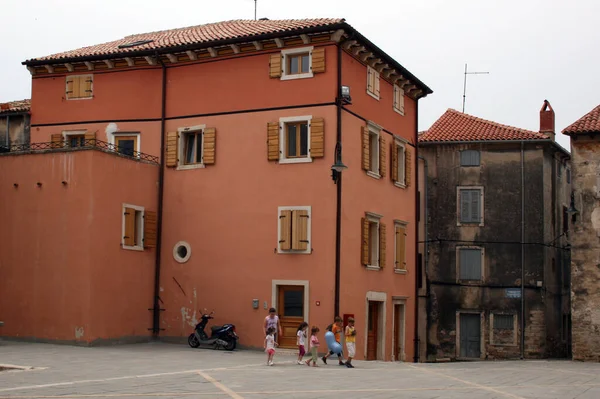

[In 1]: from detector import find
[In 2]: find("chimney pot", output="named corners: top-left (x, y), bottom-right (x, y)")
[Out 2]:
top-left (540, 100), bottom-right (555, 141)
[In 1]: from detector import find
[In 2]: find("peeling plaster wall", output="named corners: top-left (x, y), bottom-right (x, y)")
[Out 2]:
top-left (0, 113), bottom-right (30, 148)
top-left (570, 135), bottom-right (600, 361)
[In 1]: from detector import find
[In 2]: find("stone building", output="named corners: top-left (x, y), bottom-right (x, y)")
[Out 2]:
top-left (0, 99), bottom-right (30, 150)
top-left (563, 104), bottom-right (600, 362)
top-left (417, 101), bottom-right (571, 361)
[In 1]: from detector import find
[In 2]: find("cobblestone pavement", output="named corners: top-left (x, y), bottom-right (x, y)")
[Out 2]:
top-left (1, 341), bottom-right (600, 398)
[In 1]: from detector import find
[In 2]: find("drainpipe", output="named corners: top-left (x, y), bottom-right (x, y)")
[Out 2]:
top-left (520, 141), bottom-right (525, 358)
top-left (413, 101), bottom-right (420, 362)
top-left (152, 52), bottom-right (167, 336)
top-left (333, 39), bottom-right (343, 318)
top-left (417, 154), bottom-right (428, 362)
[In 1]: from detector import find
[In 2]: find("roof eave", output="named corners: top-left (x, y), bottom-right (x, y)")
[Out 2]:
top-left (418, 138), bottom-right (551, 145)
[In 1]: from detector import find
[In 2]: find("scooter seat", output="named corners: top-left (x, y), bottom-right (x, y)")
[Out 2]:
top-left (211, 325), bottom-right (223, 332)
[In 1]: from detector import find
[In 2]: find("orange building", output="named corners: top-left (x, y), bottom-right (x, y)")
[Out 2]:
top-left (0, 18), bottom-right (432, 361)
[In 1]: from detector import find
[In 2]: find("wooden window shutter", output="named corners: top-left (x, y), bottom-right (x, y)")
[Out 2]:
top-left (123, 207), bottom-right (136, 247)
top-left (80, 75), bottom-right (93, 98)
top-left (165, 131), bottom-right (179, 167)
top-left (310, 118), bottom-right (324, 158)
top-left (279, 210), bottom-right (292, 250)
top-left (361, 126), bottom-right (370, 171)
top-left (292, 210), bottom-right (309, 251)
top-left (399, 88), bottom-right (405, 113)
top-left (51, 133), bottom-right (63, 148)
top-left (84, 131), bottom-right (96, 146)
top-left (143, 211), bottom-right (157, 248)
top-left (393, 86), bottom-right (399, 109)
top-left (379, 222), bottom-right (386, 268)
top-left (471, 191), bottom-right (481, 223)
top-left (203, 127), bottom-right (216, 165)
top-left (367, 68), bottom-right (374, 93)
top-left (361, 217), bottom-right (369, 266)
top-left (267, 122), bottom-right (280, 161)
top-left (391, 142), bottom-right (399, 182)
top-left (395, 225), bottom-right (406, 269)
top-left (379, 136), bottom-right (386, 177)
top-left (405, 147), bottom-right (412, 186)
top-left (66, 76), bottom-right (75, 100)
top-left (269, 53), bottom-right (282, 78)
top-left (374, 71), bottom-right (381, 97)
top-left (311, 48), bottom-right (325, 73)
top-left (460, 191), bottom-right (470, 223)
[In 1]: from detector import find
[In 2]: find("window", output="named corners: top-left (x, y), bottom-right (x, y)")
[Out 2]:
top-left (122, 204), bottom-right (156, 251)
top-left (458, 247), bottom-right (483, 281)
top-left (392, 141), bottom-right (408, 187)
top-left (278, 206), bottom-right (311, 254)
top-left (460, 150), bottom-right (480, 166)
top-left (165, 125), bottom-right (217, 169)
top-left (367, 66), bottom-right (380, 100)
top-left (114, 134), bottom-right (139, 157)
top-left (268, 46), bottom-right (325, 81)
top-left (394, 221), bottom-right (408, 272)
top-left (53, 131), bottom-right (96, 149)
top-left (491, 313), bottom-right (517, 346)
top-left (361, 213), bottom-right (386, 269)
top-left (270, 116), bottom-right (324, 164)
top-left (362, 122), bottom-right (385, 178)
top-left (458, 187), bottom-right (483, 225)
top-left (66, 74), bottom-right (93, 100)
top-left (393, 85), bottom-right (405, 115)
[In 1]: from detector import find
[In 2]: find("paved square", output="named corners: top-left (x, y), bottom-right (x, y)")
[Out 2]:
top-left (1, 341), bottom-right (599, 398)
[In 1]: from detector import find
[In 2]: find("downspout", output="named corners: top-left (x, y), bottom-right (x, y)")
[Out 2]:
top-left (520, 141), bottom-right (525, 358)
top-left (333, 39), bottom-right (343, 318)
top-left (417, 154), bottom-right (428, 362)
top-left (152, 53), bottom-right (167, 336)
top-left (413, 100), bottom-right (420, 362)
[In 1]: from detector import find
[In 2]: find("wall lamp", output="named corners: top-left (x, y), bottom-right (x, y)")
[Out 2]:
top-left (567, 191), bottom-right (578, 223)
top-left (340, 85), bottom-right (352, 105)
top-left (331, 142), bottom-right (347, 184)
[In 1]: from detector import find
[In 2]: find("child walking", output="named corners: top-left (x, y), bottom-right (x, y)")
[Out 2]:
top-left (305, 326), bottom-right (320, 367)
top-left (322, 316), bottom-right (345, 366)
top-left (344, 317), bottom-right (356, 368)
top-left (296, 322), bottom-right (308, 365)
top-left (264, 327), bottom-right (278, 366)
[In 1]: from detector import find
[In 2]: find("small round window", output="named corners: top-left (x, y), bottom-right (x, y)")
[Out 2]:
top-left (173, 241), bottom-right (191, 263)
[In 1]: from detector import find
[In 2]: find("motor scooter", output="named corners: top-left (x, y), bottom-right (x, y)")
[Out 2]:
top-left (187, 310), bottom-right (238, 351)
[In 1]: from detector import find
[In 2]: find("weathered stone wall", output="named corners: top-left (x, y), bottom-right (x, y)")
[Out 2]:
top-left (0, 113), bottom-right (30, 148)
top-left (570, 136), bottom-right (600, 362)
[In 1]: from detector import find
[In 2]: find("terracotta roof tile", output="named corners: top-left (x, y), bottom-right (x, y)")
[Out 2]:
top-left (419, 109), bottom-right (548, 143)
top-left (562, 105), bottom-right (600, 135)
top-left (0, 99), bottom-right (31, 114)
top-left (27, 18), bottom-right (345, 62)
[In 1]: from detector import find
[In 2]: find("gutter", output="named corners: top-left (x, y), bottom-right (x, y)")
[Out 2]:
top-left (151, 52), bottom-right (167, 336)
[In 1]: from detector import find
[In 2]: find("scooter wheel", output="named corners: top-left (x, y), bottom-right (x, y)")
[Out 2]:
top-left (223, 337), bottom-right (237, 351)
top-left (188, 334), bottom-right (200, 348)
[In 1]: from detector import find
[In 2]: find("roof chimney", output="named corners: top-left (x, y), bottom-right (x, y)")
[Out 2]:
top-left (540, 100), bottom-right (555, 141)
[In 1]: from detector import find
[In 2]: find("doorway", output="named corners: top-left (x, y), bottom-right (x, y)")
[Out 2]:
top-left (277, 285), bottom-right (304, 348)
top-left (459, 313), bottom-right (481, 358)
top-left (367, 301), bottom-right (381, 360)
top-left (393, 302), bottom-right (406, 361)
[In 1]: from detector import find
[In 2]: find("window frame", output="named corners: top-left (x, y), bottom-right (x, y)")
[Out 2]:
top-left (279, 116), bottom-right (312, 164)
top-left (367, 121), bottom-right (381, 179)
top-left (111, 132), bottom-right (141, 157)
top-left (460, 150), bottom-right (481, 167)
top-left (365, 212), bottom-right (382, 270)
top-left (62, 130), bottom-right (88, 148)
top-left (277, 206), bottom-right (312, 254)
top-left (122, 203), bottom-right (145, 251)
top-left (65, 74), bottom-right (94, 100)
top-left (489, 313), bottom-right (518, 347)
top-left (281, 46), bottom-right (314, 81)
top-left (177, 125), bottom-right (206, 170)
top-left (366, 66), bottom-right (380, 100)
top-left (395, 139), bottom-right (407, 188)
top-left (394, 220), bottom-right (408, 274)
top-left (457, 186), bottom-right (484, 226)
top-left (393, 84), bottom-right (405, 115)
top-left (456, 246), bottom-right (484, 282)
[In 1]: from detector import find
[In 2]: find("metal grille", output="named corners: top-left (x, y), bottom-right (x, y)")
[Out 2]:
top-left (1, 139), bottom-right (159, 164)
top-left (494, 314), bottom-right (514, 330)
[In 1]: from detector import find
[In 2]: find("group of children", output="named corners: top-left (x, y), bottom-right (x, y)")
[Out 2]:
top-left (264, 316), bottom-right (356, 368)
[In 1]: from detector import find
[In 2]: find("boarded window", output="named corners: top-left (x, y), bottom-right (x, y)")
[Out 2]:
top-left (278, 208), bottom-right (310, 253)
top-left (459, 248), bottom-right (482, 280)
top-left (494, 314), bottom-right (514, 330)
top-left (459, 189), bottom-right (481, 224)
top-left (460, 150), bottom-right (480, 166)
top-left (491, 313), bottom-right (516, 345)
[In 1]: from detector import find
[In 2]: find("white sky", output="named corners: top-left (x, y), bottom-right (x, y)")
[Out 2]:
top-left (2, 0), bottom-right (598, 150)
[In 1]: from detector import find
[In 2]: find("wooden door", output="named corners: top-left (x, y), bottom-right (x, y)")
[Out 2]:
top-left (277, 286), bottom-right (304, 349)
top-left (367, 301), bottom-right (379, 360)
top-left (394, 304), bottom-right (404, 361)
top-left (460, 313), bottom-right (481, 358)
top-left (115, 135), bottom-right (138, 156)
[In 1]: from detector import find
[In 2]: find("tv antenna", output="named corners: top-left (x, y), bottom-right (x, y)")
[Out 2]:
top-left (254, 0), bottom-right (257, 20)
top-left (462, 63), bottom-right (489, 113)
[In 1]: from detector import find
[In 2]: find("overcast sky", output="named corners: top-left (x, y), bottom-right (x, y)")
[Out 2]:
top-left (2, 0), bottom-right (598, 149)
